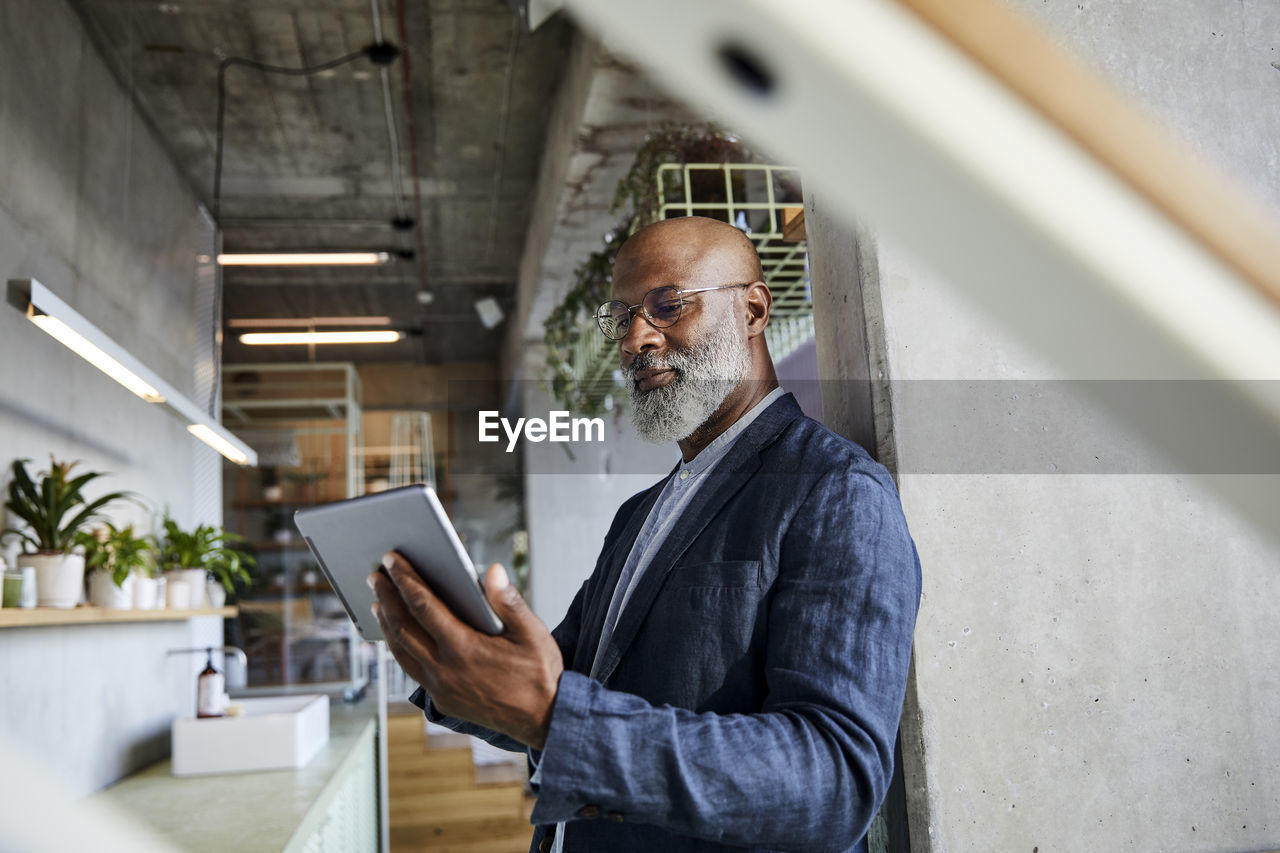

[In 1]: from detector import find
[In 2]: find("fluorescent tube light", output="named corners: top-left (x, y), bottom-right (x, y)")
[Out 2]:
top-left (187, 424), bottom-right (250, 465)
top-left (227, 316), bottom-right (392, 328)
top-left (216, 252), bottom-right (391, 266)
top-left (7, 279), bottom-right (257, 466)
top-left (240, 330), bottom-right (402, 345)
top-left (26, 313), bottom-right (166, 403)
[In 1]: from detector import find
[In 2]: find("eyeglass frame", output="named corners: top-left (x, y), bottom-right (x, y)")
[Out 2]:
top-left (593, 282), bottom-right (756, 340)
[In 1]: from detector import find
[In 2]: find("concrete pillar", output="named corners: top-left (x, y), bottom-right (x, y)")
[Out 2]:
top-left (803, 191), bottom-right (895, 469)
top-left (803, 191), bottom-right (919, 853)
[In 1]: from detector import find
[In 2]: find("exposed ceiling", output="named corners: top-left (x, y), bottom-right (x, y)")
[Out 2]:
top-left (70, 0), bottom-right (573, 365)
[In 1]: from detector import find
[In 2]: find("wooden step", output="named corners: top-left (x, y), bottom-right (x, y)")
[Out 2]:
top-left (390, 772), bottom-right (524, 797)
top-left (390, 785), bottom-right (526, 825)
top-left (389, 747), bottom-right (475, 774)
top-left (390, 815), bottom-right (532, 853)
top-left (389, 772), bottom-right (478, 794)
top-left (387, 711), bottom-right (426, 732)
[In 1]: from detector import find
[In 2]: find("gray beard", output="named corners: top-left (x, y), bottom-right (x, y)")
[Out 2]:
top-left (624, 321), bottom-right (752, 444)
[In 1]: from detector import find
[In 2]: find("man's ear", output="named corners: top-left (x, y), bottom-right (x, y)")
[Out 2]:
top-left (743, 281), bottom-right (772, 338)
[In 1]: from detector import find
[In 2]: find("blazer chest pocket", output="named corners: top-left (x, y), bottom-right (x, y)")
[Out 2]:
top-left (664, 560), bottom-right (762, 590)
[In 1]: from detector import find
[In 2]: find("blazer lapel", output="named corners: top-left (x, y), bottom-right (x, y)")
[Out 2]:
top-left (591, 393), bottom-right (804, 685)
top-left (573, 474), bottom-right (670, 673)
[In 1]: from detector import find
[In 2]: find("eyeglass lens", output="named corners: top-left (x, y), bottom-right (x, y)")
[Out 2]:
top-left (598, 287), bottom-right (683, 339)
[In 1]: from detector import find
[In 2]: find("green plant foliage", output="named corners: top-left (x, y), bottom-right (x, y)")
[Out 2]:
top-left (77, 523), bottom-right (157, 587)
top-left (543, 124), bottom-right (760, 414)
top-left (2, 457), bottom-right (131, 554)
top-left (159, 516), bottom-right (256, 594)
top-left (611, 123), bottom-right (758, 226)
top-left (543, 224), bottom-right (632, 417)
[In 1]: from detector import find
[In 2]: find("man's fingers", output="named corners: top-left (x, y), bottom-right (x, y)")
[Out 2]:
top-left (370, 582), bottom-right (438, 668)
top-left (379, 551), bottom-right (468, 644)
top-left (483, 563), bottom-right (545, 642)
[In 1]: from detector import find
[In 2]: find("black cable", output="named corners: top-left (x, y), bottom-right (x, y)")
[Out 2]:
top-left (208, 44), bottom-right (397, 417)
top-left (212, 48), bottom-right (371, 222)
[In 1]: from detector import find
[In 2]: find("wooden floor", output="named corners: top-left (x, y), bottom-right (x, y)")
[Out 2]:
top-left (387, 712), bottom-right (534, 853)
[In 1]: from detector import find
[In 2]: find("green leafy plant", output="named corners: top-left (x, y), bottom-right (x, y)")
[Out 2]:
top-left (77, 523), bottom-right (156, 587)
top-left (611, 123), bottom-right (758, 228)
top-left (159, 517), bottom-right (256, 593)
top-left (543, 124), bottom-right (762, 414)
top-left (2, 457), bottom-right (130, 554)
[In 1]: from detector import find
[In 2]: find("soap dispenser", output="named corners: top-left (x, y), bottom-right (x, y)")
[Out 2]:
top-left (196, 647), bottom-right (225, 719)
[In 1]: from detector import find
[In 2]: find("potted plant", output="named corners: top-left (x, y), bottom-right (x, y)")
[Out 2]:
top-left (159, 517), bottom-right (255, 609)
top-left (77, 522), bottom-right (156, 610)
top-left (2, 458), bottom-right (129, 608)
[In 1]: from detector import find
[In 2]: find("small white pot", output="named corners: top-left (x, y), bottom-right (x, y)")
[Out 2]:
top-left (163, 571), bottom-right (192, 609)
top-left (88, 570), bottom-right (135, 610)
top-left (21, 553), bottom-right (85, 609)
top-left (178, 568), bottom-right (208, 608)
top-left (206, 581), bottom-right (227, 609)
top-left (133, 574), bottom-right (160, 610)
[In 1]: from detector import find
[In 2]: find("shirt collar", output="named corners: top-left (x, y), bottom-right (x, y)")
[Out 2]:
top-left (677, 386), bottom-right (787, 479)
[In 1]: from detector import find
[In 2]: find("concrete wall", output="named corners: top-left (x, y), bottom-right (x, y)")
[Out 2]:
top-left (0, 0), bottom-right (223, 794)
top-left (858, 2), bottom-right (1280, 849)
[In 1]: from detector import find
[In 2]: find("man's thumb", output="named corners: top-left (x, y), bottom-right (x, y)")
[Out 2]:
top-left (484, 564), bottom-right (529, 630)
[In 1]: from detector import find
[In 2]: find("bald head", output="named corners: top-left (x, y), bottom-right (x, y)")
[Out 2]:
top-left (613, 216), bottom-right (764, 291)
top-left (609, 215), bottom-right (779, 457)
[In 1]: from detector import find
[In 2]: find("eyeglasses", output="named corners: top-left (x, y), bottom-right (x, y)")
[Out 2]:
top-left (594, 283), bottom-right (752, 340)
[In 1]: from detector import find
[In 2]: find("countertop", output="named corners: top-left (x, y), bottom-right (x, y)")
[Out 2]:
top-left (94, 695), bottom-right (379, 852)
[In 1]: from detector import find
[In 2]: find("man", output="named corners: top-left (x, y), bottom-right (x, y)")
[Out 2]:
top-left (370, 216), bottom-right (921, 853)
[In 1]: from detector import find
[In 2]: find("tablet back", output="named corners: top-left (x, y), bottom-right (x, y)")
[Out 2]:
top-left (294, 484), bottom-right (502, 641)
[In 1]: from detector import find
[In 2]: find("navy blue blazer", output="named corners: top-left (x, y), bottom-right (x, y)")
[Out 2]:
top-left (413, 393), bottom-right (922, 853)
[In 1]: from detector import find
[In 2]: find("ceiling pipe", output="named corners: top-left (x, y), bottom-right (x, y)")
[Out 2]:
top-left (396, 0), bottom-right (433, 311)
top-left (368, 0), bottom-right (409, 226)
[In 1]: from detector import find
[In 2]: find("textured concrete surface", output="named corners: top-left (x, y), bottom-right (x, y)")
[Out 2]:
top-left (69, 0), bottom-right (576, 366)
top-left (0, 617), bottom-right (224, 800)
top-left (0, 0), bottom-right (219, 794)
top-left (876, 2), bottom-right (1280, 849)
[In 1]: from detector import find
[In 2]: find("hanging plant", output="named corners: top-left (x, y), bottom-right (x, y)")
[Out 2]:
top-left (543, 222), bottom-right (632, 417)
top-left (543, 124), bottom-right (760, 415)
top-left (613, 124), bottom-right (759, 227)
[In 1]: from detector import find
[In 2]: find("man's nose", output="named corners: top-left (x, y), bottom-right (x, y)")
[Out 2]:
top-left (619, 309), bottom-right (663, 356)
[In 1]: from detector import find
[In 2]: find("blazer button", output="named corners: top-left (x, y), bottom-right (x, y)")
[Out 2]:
top-left (606, 811), bottom-right (625, 822)
top-left (577, 804), bottom-right (601, 818)
top-left (538, 837), bottom-right (554, 852)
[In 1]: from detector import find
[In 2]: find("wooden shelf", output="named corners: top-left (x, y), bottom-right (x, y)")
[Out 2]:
top-left (261, 581), bottom-right (334, 595)
top-left (0, 606), bottom-right (236, 628)
top-left (251, 540), bottom-right (310, 551)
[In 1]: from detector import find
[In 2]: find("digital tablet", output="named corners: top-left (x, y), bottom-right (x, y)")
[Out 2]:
top-left (293, 484), bottom-right (503, 641)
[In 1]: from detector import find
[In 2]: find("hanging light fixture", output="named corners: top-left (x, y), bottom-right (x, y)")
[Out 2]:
top-left (239, 330), bottom-right (402, 345)
top-left (216, 252), bottom-right (391, 266)
top-left (7, 279), bottom-right (257, 466)
top-left (228, 316), bottom-right (392, 328)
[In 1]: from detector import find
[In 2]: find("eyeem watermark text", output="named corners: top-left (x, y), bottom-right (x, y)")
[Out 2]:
top-left (479, 411), bottom-right (605, 452)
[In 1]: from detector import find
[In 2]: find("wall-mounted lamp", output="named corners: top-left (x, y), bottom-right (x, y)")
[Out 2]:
top-left (216, 252), bottom-right (391, 266)
top-left (7, 279), bottom-right (257, 466)
top-left (239, 330), bottom-right (402, 345)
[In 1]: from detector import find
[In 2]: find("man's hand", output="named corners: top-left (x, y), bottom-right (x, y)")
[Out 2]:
top-left (368, 552), bottom-right (563, 750)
